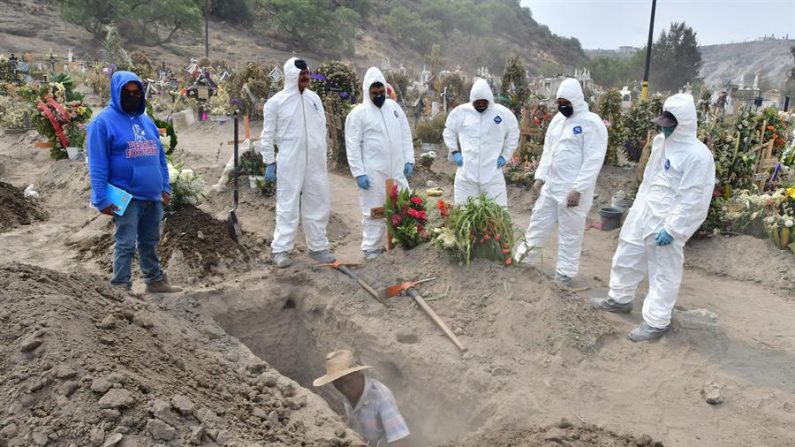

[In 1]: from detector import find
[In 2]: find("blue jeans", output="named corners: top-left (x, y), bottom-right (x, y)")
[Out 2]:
top-left (111, 199), bottom-right (164, 288)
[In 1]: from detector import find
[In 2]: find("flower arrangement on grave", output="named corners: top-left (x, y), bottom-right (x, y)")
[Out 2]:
top-left (432, 193), bottom-right (515, 265)
top-left (504, 155), bottom-right (538, 189)
top-left (310, 61), bottom-right (358, 105)
top-left (385, 184), bottom-right (430, 250)
top-left (166, 159), bottom-right (204, 211)
top-left (22, 80), bottom-right (92, 159)
top-left (419, 151), bottom-right (436, 167)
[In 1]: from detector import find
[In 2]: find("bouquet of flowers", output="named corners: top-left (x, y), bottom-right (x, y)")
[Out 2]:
top-left (761, 187), bottom-right (795, 251)
top-left (385, 184), bottom-right (429, 250)
top-left (432, 193), bottom-right (515, 265)
top-left (167, 159), bottom-right (204, 211)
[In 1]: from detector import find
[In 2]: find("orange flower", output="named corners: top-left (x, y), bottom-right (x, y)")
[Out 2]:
top-left (504, 258), bottom-right (513, 266)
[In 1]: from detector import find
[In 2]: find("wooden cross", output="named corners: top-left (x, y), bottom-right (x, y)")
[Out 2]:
top-left (369, 178), bottom-right (396, 251)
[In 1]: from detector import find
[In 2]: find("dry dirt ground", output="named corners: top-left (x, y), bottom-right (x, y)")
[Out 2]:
top-left (1, 105), bottom-right (794, 446)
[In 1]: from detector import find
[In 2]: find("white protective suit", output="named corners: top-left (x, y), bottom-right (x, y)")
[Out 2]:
top-left (515, 78), bottom-right (608, 278)
top-left (443, 78), bottom-right (519, 206)
top-left (608, 94), bottom-right (715, 329)
top-left (345, 67), bottom-right (415, 252)
top-left (258, 57), bottom-right (331, 254)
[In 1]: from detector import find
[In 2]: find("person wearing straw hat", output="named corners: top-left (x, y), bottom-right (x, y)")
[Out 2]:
top-left (313, 350), bottom-right (411, 447)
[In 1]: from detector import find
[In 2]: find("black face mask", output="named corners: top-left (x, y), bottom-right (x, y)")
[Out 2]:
top-left (121, 94), bottom-right (142, 114)
top-left (373, 94), bottom-right (386, 108)
top-left (558, 104), bottom-right (574, 117)
top-left (474, 103), bottom-right (488, 113)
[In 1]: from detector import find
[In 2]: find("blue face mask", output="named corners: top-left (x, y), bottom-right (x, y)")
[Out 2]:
top-left (661, 126), bottom-right (676, 139)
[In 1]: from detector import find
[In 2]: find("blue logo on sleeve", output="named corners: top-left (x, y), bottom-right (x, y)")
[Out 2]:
top-left (394, 110), bottom-right (399, 118)
top-left (573, 126), bottom-right (582, 135)
top-left (664, 159), bottom-right (671, 170)
top-left (494, 116), bottom-right (502, 124)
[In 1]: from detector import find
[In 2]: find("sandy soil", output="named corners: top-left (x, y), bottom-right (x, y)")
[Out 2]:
top-left (1, 104), bottom-right (794, 446)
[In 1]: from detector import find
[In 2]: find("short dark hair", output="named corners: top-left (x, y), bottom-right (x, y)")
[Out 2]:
top-left (370, 82), bottom-right (384, 89)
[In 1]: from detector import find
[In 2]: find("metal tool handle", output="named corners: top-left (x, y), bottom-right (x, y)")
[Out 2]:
top-left (232, 110), bottom-right (239, 209)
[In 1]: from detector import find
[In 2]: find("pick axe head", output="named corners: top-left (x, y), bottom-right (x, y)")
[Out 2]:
top-left (379, 278), bottom-right (437, 300)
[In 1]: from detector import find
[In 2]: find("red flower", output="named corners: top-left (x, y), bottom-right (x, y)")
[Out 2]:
top-left (437, 200), bottom-right (449, 219)
top-left (390, 183), bottom-right (399, 201)
top-left (391, 214), bottom-right (403, 227)
top-left (411, 196), bottom-right (423, 205)
top-left (407, 208), bottom-right (422, 219)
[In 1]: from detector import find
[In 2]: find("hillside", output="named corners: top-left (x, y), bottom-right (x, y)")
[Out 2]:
top-left (0, 0), bottom-right (587, 75)
top-left (699, 39), bottom-right (794, 90)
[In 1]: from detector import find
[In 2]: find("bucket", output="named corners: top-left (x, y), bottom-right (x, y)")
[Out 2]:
top-left (66, 147), bottom-right (81, 160)
top-left (599, 207), bottom-right (624, 231)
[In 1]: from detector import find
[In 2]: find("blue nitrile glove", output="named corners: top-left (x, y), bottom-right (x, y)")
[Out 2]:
top-left (497, 155), bottom-right (507, 168)
top-left (265, 163), bottom-right (277, 182)
top-left (356, 175), bottom-right (371, 190)
top-left (452, 151), bottom-right (463, 167)
top-left (404, 162), bottom-right (414, 178)
top-left (655, 228), bottom-right (673, 246)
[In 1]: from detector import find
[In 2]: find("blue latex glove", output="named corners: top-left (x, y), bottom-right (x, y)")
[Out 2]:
top-left (452, 151), bottom-right (463, 167)
top-left (356, 175), bottom-right (371, 190)
top-left (655, 228), bottom-right (673, 246)
top-left (265, 163), bottom-right (277, 182)
top-left (403, 162), bottom-right (414, 178)
top-left (497, 155), bottom-right (507, 168)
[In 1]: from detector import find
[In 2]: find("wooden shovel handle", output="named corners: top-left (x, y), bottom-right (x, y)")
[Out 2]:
top-left (408, 289), bottom-right (467, 352)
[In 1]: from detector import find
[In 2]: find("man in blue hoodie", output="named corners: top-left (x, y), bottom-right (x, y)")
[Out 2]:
top-left (87, 71), bottom-right (181, 293)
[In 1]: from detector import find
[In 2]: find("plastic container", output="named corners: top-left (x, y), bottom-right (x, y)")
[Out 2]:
top-left (610, 190), bottom-right (632, 212)
top-left (66, 147), bottom-right (81, 160)
top-left (249, 175), bottom-right (265, 190)
top-left (599, 207), bottom-right (624, 231)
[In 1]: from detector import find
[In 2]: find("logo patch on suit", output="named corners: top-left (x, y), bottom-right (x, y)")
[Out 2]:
top-left (664, 159), bottom-right (671, 171)
top-left (394, 110), bottom-right (399, 118)
top-left (312, 101), bottom-right (319, 112)
top-left (573, 126), bottom-right (582, 135)
top-left (494, 116), bottom-right (502, 124)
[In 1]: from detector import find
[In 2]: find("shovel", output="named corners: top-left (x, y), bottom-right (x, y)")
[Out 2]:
top-left (227, 110), bottom-right (242, 242)
top-left (320, 261), bottom-right (387, 306)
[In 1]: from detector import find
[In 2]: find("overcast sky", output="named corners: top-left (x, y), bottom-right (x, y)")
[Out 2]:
top-left (523, 0), bottom-right (795, 49)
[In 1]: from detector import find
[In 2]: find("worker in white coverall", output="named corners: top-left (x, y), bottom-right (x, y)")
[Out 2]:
top-left (345, 67), bottom-right (415, 261)
top-left (514, 78), bottom-right (607, 284)
top-left (259, 57), bottom-right (335, 268)
top-left (443, 78), bottom-right (519, 206)
top-left (591, 94), bottom-right (715, 342)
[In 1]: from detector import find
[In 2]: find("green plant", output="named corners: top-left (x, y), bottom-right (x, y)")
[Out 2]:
top-left (432, 193), bottom-right (515, 265)
top-left (414, 113), bottom-right (447, 144)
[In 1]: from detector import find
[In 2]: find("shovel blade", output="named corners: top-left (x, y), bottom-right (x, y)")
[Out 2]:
top-left (227, 211), bottom-right (242, 243)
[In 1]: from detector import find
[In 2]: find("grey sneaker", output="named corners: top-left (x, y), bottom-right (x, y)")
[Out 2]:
top-left (273, 252), bottom-right (292, 268)
top-left (308, 249), bottom-right (336, 263)
top-left (554, 271), bottom-right (573, 285)
top-left (364, 249), bottom-right (383, 261)
top-left (629, 321), bottom-right (669, 342)
top-left (590, 296), bottom-right (634, 313)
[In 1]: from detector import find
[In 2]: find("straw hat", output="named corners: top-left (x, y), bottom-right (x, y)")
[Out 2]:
top-left (312, 350), bottom-right (370, 387)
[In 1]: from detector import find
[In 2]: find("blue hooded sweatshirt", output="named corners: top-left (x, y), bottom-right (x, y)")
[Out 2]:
top-left (87, 71), bottom-right (170, 211)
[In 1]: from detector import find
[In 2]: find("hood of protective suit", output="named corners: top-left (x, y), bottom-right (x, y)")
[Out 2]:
top-left (469, 78), bottom-right (494, 104)
top-left (283, 57), bottom-right (304, 94)
top-left (361, 67), bottom-right (387, 107)
top-left (661, 93), bottom-right (697, 144)
top-left (109, 70), bottom-right (145, 116)
top-left (556, 78), bottom-right (587, 115)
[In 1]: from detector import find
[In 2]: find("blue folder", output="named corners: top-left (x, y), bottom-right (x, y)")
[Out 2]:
top-left (106, 184), bottom-right (133, 216)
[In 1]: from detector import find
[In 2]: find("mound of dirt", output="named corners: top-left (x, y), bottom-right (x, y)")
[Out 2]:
top-left (159, 204), bottom-right (260, 284)
top-left (0, 263), bottom-right (357, 447)
top-left (437, 420), bottom-right (663, 447)
top-left (67, 219), bottom-right (116, 274)
top-left (0, 181), bottom-right (47, 232)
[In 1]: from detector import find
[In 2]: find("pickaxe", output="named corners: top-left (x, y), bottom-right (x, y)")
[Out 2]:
top-left (381, 278), bottom-right (467, 353)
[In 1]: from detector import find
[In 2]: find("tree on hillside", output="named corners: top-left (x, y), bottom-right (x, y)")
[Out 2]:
top-left (650, 22), bottom-right (702, 92)
top-left (258, 0), bottom-right (360, 54)
top-left (60, 0), bottom-right (203, 45)
top-left (589, 22), bottom-right (701, 93)
top-left (784, 46), bottom-right (795, 100)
